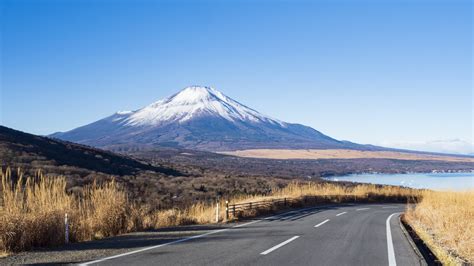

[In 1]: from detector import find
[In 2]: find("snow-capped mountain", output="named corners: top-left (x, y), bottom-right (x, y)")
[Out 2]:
top-left (51, 86), bottom-right (371, 151)
top-left (125, 86), bottom-right (285, 127)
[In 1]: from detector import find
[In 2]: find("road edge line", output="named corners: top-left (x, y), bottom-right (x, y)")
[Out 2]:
top-left (78, 228), bottom-right (228, 265)
top-left (386, 212), bottom-right (400, 266)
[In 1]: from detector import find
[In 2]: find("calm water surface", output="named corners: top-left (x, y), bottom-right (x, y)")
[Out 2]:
top-left (325, 172), bottom-right (474, 191)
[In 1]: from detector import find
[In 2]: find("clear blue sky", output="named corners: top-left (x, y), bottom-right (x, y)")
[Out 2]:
top-left (1, 0), bottom-right (472, 149)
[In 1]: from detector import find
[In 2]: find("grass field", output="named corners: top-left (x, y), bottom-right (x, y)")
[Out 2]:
top-left (405, 190), bottom-right (474, 264)
top-left (221, 149), bottom-right (474, 162)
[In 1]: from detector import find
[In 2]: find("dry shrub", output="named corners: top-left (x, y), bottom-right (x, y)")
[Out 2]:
top-left (126, 204), bottom-right (153, 231)
top-left (148, 202), bottom-right (219, 228)
top-left (0, 168), bottom-right (130, 253)
top-left (277, 181), bottom-right (418, 198)
top-left (0, 168), bottom-right (70, 252)
top-left (405, 190), bottom-right (474, 264)
top-left (150, 209), bottom-right (195, 228)
top-left (232, 181), bottom-right (420, 206)
top-left (201, 181), bottom-right (421, 221)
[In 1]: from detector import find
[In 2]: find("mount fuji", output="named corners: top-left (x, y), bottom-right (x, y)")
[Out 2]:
top-left (51, 86), bottom-right (374, 151)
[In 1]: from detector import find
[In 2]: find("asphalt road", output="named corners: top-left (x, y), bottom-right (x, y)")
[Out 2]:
top-left (79, 203), bottom-right (424, 266)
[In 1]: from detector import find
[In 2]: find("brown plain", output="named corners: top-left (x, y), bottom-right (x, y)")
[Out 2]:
top-left (221, 149), bottom-right (474, 163)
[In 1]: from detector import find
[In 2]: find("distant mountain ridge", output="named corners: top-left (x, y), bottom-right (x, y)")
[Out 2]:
top-left (51, 86), bottom-right (381, 151)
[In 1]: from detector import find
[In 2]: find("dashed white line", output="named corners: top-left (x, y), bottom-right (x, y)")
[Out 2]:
top-left (314, 219), bottom-right (330, 227)
top-left (356, 208), bottom-right (370, 211)
top-left (260, 236), bottom-right (300, 255)
top-left (336, 212), bottom-right (347, 216)
top-left (386, 212), bottom-right (401, 266)
top-left (382, 206), bottom-right (398, 209)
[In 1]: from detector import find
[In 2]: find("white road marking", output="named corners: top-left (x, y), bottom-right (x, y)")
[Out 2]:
top-left (356, 208), bottom-right (370, 211)
top-left (79, 207), bottom-right (311, 265)
top-left (78, 228), bottom-right (229, 265)
top-left (386, 212), bottom-right (401, 266)
top-left (233, 220), bottom-right (259, 228)
top-left (314, 219), bottom-right (330, 227)
top-left (260, 236), bottom-right (300, 255)
top-left (383, 206), bottom-right (399, 209)
top-left (263, 206), bottom-right (316, 220)
top-left (79, 205), bottom-right (370, 264)
top-left (336, 212), bottom-right (347, 216)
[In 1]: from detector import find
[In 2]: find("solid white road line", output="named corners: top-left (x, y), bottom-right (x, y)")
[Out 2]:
top-left (233, 220), bottom-right (260, 228)
top-left (78, 228), bottom-right (229, 266)
top-left (314, 219), bottom-right (330, 227)
top-left (336, 212), bottom-right (347, 216)
top-left (260, 236), bottom-right (300, 255)
top-left (386, 212), bottom-right (401, 266)
top-left (356, 208), bottom-right (370, 211)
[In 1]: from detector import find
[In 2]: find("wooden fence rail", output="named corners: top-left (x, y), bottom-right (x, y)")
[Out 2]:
top-left (224, 195), bottom-right (341, 221)
top-left (223, 193), bottom-right (411, 222)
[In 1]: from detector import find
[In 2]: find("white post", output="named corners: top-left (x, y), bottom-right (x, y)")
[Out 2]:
top-left (65, 213), bottom-right (69, 244)
top-left (215, 199), bottom-right (220, 223)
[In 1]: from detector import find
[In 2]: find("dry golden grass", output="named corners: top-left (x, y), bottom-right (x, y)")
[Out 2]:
top-left (405, 190), bottom-right (474, 264)
top-left (169, 182), bottom-right (420, 221)
top-left (0, 168), bottom-right (132, 253)
top-left (221, 149), bottom-right (474, 162)
top-left (0, 168), bottom-right (232, 253)
top-left (227, 182), bottom-right (419, 205)
top-left (275, 181), bottom-right (418, 198)
top-left (148, 202), bottom-right (219, 227)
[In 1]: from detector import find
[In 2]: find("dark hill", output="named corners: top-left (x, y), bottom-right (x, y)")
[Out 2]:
top-left (0, 125), bottom-right (181, 177)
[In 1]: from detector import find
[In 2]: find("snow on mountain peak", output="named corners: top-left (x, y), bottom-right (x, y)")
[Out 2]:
top-left (123, 86), bottom-right (285, 127)
top-left (170, 86), bottom-right (220, 104)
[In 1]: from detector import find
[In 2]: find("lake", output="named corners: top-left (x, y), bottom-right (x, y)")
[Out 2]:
top-left (324, 172), bottom-right (474, 191)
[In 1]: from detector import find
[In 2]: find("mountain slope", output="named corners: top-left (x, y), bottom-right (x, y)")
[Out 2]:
top-left (0, 125), bottom-right (180, 176)
top-left (51, 86), bottom-right (374, 151)
top-left (0, 125), bottom-right (292, 206)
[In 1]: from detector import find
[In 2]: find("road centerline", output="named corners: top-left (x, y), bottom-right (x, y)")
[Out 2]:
top-left (314, 219), bottom-right (330, 227)
top-left (260, 236), bottom-right (300, 255)
top-left (356, 208), bottom-right (370, 211)
top-left (336, 212), bottom-right (347, 216)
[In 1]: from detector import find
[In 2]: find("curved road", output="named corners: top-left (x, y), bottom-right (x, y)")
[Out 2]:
top-left (80, 204), bottom-right (424, 266)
